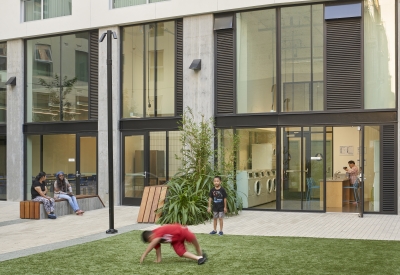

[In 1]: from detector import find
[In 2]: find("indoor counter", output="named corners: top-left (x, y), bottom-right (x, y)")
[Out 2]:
top-left (320, 178), bottom-right (351, 210)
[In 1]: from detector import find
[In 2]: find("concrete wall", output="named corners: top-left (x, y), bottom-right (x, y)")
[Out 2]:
top-left (0, 0), bottom-right (316, 41)
top-left (98, 27), bottom-right (121, 206)
top-left (6, 40), bottom-right (24, 201)
top-left (183, 14), bottom-right (214, 122)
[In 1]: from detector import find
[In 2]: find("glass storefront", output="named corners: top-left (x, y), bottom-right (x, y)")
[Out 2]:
top-left (364, 0), bottom-right (396, 109)
top-left (121, 21), bottom-right (176, 118)
top-left (235, 128), bottom-right (277, 210)
top-left (217, 125), bottom-right (388, 213)
top-left (26, 134), bottom-right (97, 199)
top-left (26, 32), bottom-right (89, 122)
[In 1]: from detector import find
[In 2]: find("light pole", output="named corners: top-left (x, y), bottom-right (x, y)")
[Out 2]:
top-left (99, 30), bottom-right (118, 234)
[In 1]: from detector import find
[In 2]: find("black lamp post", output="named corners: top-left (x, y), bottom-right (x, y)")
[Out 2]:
top-left (99, 30), bottom-right (118, 234)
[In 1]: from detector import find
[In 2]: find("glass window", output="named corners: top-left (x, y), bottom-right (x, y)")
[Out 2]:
top-left (122, 21), bottom-right (175, 118)
top-left (24, 0), bottom-right (71, 21)
top-left (26, 32), bottom-right (90, 122)
top-left (364, 0), bottom-right (395, 109)
top-left (236, 10), bottom-right (276, 113)
top-left (0, 43), bottom-right (6, 122)
top-left (114, 0), bottom-right (168, 9)
top-left (281, 5), bottom-right (324, 112)
top-left (24, 0), bottom-right (42, 22)
top-left (364, 126), bottom-right (380, 212)
top-left (168, 131), bottom-right (182, 178)
top-left (235, 128), bottom-right (277, 210)
top-left (0, 136), bottom-right (6, 200)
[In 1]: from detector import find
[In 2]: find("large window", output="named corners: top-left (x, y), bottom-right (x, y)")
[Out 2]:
top-left (26, 134), bottom-right (97, 199)
top-left (281, 5), bottom-right (324, 112)
top-left (236, 10), bottom-right (277, 113)
top-left (122, 21), bottom-right (175, 118)
top-left (114, 0), bottom-right (168, 9)
top-left (0, 43), bottom-right (6, 122)
top-left (26, 32), bottom-right (90, 122)
top-left (364, 0), bottom-right (396, 109)
top-left (24, 0), bottom-right (72, 22)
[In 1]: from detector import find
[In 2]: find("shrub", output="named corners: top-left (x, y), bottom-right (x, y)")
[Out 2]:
top-left (156, 108), bottom-right (242, 225)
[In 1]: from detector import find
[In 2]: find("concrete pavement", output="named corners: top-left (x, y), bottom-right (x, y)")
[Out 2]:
top-left (1, 201), bottom-right (400, 262)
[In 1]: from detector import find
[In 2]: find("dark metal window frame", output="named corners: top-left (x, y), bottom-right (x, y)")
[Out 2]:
top-left (24, 30), bottom-right (95, 128)
top-left (215, 0), bottom-right (398, 118)
top-left (119, 19), bottom-right (183, 123)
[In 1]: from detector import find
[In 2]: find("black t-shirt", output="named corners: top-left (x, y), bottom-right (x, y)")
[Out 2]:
top-left (209, 187), bottom-right (227, 212)
top-left (31, 180), bottom-right (46, 199)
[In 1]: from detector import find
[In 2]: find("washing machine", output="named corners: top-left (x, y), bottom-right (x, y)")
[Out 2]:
top-left (236, 171), bottom-right (253, 208)
top-left (249, 171), bottom-right (263, 207)
top-left (264, 170), bottom-right (275, 203)
top-left (271, 170), bottom-right (277, 202)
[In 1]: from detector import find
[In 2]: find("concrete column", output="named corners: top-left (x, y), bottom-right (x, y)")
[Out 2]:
top-left (183, 14), bottom-right (214, 122)
top-left (98, 27), bottom-right (121, 206)
top-left (6, 40), bottom-right (24, 201)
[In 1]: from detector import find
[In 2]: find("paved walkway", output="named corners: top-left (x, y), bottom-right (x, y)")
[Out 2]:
top-left (1, 201), bottom-right (400, 262)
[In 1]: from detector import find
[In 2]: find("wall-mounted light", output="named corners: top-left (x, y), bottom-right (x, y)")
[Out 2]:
top-left (5, 77), bottom-right (16, 86)
top-left (189, 59), bottom-right (201, 70)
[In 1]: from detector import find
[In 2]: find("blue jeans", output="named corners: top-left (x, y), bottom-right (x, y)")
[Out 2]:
top-left (58, 194), bottom-right (80, 212)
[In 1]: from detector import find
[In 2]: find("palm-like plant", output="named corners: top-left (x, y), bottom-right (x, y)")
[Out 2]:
top-left (156, 108), bottom-right (242, 225)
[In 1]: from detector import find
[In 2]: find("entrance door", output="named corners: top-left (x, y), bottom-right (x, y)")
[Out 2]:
top-left (281, 127), bottom-right (325, 211)
top-left (75, 133), bottom-right (97, 195)
top-left (122, 132), bottom-right (168, 205)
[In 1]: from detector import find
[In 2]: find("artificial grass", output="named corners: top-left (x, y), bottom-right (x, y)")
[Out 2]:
top-left (0, 231), bottom-right (399, 275)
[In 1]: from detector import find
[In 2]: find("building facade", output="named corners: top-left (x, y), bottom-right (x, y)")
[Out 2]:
top-left (0, 0), bottom-right (398, 215)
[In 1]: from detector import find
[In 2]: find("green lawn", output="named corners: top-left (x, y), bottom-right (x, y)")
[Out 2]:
top-left (1, 231), bottom-right (399, 274)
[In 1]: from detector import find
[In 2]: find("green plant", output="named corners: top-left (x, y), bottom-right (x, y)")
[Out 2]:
top-left (36, 74), bottom-right (78, 121)
top-left (156, 108), bottom-right (242, 225)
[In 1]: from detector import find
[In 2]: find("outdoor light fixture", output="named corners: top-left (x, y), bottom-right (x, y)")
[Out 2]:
top-left (5, 77), bottom-right (16, 86)
top-left (189, 59), bottom-right (201, 70)
top-left (99, 30), bottom-right (118, 234)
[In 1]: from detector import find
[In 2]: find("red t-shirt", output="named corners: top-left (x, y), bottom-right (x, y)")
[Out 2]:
top-left (153, 224), bottom-right (195, 250)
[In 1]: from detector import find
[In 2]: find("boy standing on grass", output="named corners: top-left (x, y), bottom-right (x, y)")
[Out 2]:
top-left (207, 176), bottom-right (227, 236)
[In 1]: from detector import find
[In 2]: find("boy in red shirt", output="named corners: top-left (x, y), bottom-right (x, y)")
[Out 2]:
top-left (140, 224), bottom-right (207, 265)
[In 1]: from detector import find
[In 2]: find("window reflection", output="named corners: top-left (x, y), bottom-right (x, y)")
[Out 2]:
top-left (0, 43), bottom-right (6, 122)
top-left (122, 21), bottom-right (175, 118)
top-left (281, 5), bottom-right (324, 112)
top-left (26, 33), bottom-right (89, 122)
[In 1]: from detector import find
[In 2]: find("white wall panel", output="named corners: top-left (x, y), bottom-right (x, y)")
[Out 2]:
top-left (0, 0), bottom-right (324, 41)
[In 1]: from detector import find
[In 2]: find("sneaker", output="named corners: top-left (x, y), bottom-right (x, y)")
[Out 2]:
top-left (198, 256), bottom-right (207, 265)
top-left (209, 230), bottom-right (217, 235)
top-left (218, 231), bottom-right (223, 236)
top-left (202, 250), bottom-right (207, 259)
top-left (48, 214), bottom-right (57, 219)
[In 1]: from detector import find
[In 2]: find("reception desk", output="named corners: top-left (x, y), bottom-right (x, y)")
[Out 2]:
top-left (320, 178), bottom-right (351, 211)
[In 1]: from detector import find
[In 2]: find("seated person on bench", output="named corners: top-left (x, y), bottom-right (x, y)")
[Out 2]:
top-left (54, 171), bottom-right (84, 216)
top-left (31, 171), bottom-right (57, 219)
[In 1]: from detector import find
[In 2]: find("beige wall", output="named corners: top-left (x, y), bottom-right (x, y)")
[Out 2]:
top-left (333, 127), bottom-right (360, 176)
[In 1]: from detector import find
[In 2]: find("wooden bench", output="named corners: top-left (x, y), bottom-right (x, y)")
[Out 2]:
top-left (137, 185), bottom-right (168, 223)
top-left (20, 195), bottom-right (105, 219)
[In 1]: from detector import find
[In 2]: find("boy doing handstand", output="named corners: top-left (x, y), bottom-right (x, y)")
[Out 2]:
top-left (140, 224), bottom-right (207, 265)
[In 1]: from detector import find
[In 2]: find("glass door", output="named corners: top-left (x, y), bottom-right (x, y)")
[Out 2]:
top-left (122, 133), bottom-right (146, 205)
top-left (76, 133), bottom-right (97, 195)
top-left (281, 127), bottom-right (324, 211)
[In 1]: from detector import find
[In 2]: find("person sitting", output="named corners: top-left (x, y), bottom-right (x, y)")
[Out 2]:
top-left (54, 171), bottom-right (84, 216)
top-left (31, 171), bottom-right (56, 219)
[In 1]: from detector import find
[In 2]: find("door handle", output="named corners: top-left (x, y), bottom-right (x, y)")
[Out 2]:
top-left (76, 171), bottom-right (80, 177)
